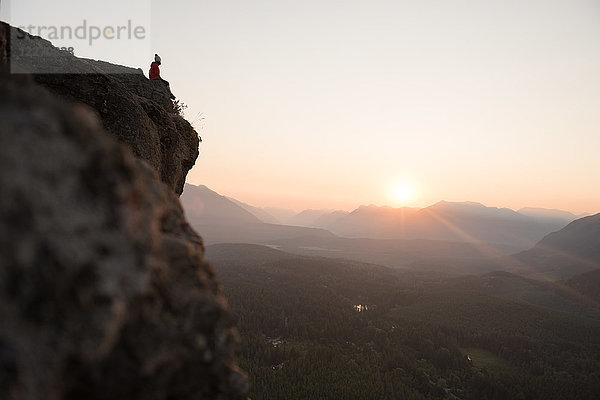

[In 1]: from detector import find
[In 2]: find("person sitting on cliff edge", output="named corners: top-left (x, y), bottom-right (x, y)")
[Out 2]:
top-left (149, 53), bottom-right (176, 100)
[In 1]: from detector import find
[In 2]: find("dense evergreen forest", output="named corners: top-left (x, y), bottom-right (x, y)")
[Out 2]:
top-left (207, 244), bottom-right (600, 400)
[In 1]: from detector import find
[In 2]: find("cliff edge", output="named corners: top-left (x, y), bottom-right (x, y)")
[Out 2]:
top-left (3, 22), bottom-right (200, 195)
top-left (0, 23), bottom-right (247, 399)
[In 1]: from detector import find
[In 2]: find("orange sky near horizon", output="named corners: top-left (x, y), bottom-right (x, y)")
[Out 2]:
top-left (5, 1), bottom-right (599, 214)
top-left (177, 0), bottom-right (600, 215)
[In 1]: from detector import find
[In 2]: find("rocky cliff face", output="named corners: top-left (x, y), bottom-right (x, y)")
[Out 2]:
top-left (4, 22), bottom-right (199, 195)
top-left (0, 23), bottom-right (247, 399)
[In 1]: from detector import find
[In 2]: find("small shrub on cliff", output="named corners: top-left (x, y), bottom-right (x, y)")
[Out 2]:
top-left (172, 99), bottom-right (187, 116)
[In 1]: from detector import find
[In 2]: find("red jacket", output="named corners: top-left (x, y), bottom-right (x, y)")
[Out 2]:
top-left (149, 62), bottom-right (161, 80)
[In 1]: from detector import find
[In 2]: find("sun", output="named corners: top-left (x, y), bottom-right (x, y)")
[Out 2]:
top-left (390, 181), bottom-right (417, 205)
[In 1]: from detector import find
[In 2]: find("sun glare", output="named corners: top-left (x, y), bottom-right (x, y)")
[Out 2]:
top-left (391, 182), bottom-right (417, 205)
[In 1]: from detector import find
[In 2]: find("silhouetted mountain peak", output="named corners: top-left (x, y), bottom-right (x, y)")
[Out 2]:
top-left (182, 184), bottom-right (262, 225)
top-left (537, 213), bottom-right (600, 250)
top-left (514, 213), bottom-right (600, 279)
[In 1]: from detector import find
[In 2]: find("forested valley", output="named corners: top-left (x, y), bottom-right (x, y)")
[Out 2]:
top-left (208, 244), bottom-right (600, 400)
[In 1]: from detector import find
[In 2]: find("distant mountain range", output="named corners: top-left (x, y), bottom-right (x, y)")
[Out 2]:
top-left (227, 196), bottom-right (281, 224)
top-left (182, 184), bottom-right (261, 225)
top-left (318, 201), bottom-right (575, 250)
top-left (181, 185), bottom-right (334, 245)
top-left (181, 183), bottom-right (598, 279)
top-left (266, 209), bottom-right (352, 229)
top-left (221, 193), bottom-right (577, 250)
top-left (231, 202), bottom-right (347, 227)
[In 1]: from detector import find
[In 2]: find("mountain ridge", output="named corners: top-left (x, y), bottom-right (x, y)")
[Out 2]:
top-left (182, 185), bottom-right (585, 252)
top-left (182, 183), bottom-right (336, 245)
top-left (513, 213), bottom-right (600, 279)
top-left (322, 201), bottom-right (567, 250)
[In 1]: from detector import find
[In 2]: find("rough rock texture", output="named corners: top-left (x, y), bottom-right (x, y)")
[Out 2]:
top-left (0, 25), bottom-right (247, 400)
top-left (4, 22), bottom-right (199, 195)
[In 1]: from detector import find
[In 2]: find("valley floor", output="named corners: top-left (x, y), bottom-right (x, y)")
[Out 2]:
top-left (208, 244), bottom-right (600, 400)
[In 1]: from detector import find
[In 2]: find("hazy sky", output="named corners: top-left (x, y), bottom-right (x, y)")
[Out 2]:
top-left (5, 1), bottom-right (600, 213)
